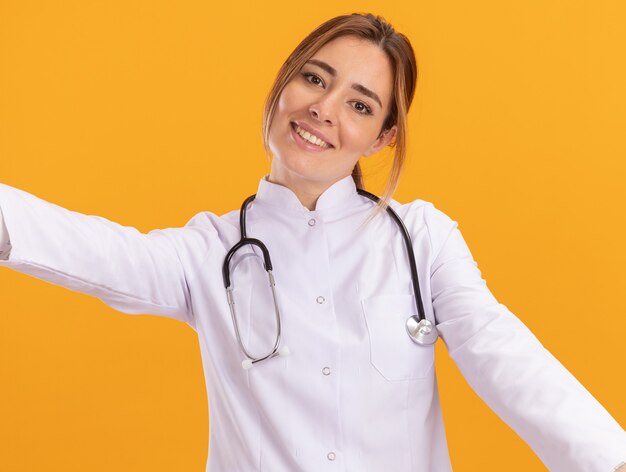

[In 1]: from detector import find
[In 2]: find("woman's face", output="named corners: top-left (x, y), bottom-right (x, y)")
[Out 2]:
top-left (268, 35), bottom-right (396, 190)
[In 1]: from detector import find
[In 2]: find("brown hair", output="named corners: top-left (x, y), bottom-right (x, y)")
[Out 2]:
top-left (261, 13), bottom-right (418, 223)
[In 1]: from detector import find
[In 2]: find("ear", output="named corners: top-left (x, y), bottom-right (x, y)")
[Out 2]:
top-left (363, 125), bottom-right (397, 157)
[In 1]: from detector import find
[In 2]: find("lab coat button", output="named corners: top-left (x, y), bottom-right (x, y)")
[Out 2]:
top-left (316, 296), bottom-right (325, 304)
top-left (308, 218), bottom-right (316, 226)
top-left (327, 451), bottom-right (336, 461)
top-left (322, 366), bottom-right (331, 375)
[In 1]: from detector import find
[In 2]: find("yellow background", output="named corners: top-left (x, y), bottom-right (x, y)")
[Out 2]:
top-left (1, 0), bottom-right (625, 470)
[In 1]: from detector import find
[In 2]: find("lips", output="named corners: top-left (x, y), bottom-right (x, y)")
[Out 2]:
top-left (291, 121), bottom-right (335, 148)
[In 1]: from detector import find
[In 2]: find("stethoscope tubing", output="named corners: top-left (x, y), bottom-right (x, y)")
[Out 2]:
top-left (222, 189), bottom-right (436, 368)
top-left (356, 188), bottom-right (427, 323)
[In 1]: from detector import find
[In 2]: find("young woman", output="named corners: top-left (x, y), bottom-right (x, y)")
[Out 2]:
top-left (1, 12), bottom-right (625, 472)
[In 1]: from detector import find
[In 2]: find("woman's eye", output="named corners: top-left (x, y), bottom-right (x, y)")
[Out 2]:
top-left (302, 72), bottom-right (324, 87)
top-left (301, 72), bottom-right (372, 116)
top-left (352, 101), bottom-right (372, 115)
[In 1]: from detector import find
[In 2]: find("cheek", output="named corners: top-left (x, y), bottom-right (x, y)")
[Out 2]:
top-left (276, 83), bottom-right (303, 114)
top-left (276, 92), bottom-right (290, 115)
top-left (269, 89), bottom-right (296, 140)
top-left (340, 122), bottom-right (380, 152)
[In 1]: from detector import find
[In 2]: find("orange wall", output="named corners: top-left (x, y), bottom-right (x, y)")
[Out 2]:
top-left (1, 1), bottom-right (624, 470)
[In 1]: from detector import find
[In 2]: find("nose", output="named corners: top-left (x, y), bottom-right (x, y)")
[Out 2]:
top-left (308, 95), bottom-right (338, 125)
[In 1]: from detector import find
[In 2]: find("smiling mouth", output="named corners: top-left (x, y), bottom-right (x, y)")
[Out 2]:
top-left (290, 122), bottom-right (334, 149)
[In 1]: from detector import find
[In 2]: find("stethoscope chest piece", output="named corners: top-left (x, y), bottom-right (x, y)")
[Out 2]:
top-left (406, 316), bottom-right (439, 345)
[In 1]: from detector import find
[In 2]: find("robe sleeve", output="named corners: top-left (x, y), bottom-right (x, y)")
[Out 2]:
top-left (0, 183), bottom-right (195, 327)
top-left (424, 203), bottom-right (626, 472)
top-left (0, 204), bottom-right (10, 259)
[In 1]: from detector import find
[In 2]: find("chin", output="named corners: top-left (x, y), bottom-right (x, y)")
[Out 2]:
top-left (270, 136), bottom-right (345, 183)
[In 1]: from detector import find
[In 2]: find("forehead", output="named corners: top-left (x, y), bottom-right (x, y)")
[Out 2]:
top-left (308, 35), bottom-right (394, 107)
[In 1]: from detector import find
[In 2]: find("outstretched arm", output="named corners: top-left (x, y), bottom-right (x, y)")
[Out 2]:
top-left (0, 183), bottom-right (195, 326)
top-left (424, 204), bottom-right (626, 472)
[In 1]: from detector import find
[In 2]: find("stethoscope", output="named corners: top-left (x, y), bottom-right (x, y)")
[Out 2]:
top-left (222, 189), bottom-right (439, 370)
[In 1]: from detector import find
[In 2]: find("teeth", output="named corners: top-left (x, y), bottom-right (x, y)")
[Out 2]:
top-left (295, 125), bottom-right (330, 148)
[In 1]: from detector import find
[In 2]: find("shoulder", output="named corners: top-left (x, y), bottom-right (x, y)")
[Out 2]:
top-left (390, 197), bottom-right (460, 259)
top-left (183, 208), bottom-right (239, 230)
top-left (157, 209), bottom-right (239, 250)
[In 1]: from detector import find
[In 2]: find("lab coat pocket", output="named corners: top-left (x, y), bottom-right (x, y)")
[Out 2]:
top-left (361, 293), bottom-right (435, 381)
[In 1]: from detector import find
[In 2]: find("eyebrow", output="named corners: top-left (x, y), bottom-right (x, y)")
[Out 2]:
top-left (305, 59), bottom-right (383, 109)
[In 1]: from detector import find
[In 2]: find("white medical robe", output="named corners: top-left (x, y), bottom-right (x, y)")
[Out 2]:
top-left (0, 175), bottom-right (625, 471)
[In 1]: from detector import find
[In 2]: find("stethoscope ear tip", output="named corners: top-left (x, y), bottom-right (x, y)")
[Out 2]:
top-left (241, 345), bottom-right (291, 370)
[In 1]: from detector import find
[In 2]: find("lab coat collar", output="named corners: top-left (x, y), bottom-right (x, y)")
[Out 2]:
top-left (256, 174), bottom-right (359, 214)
